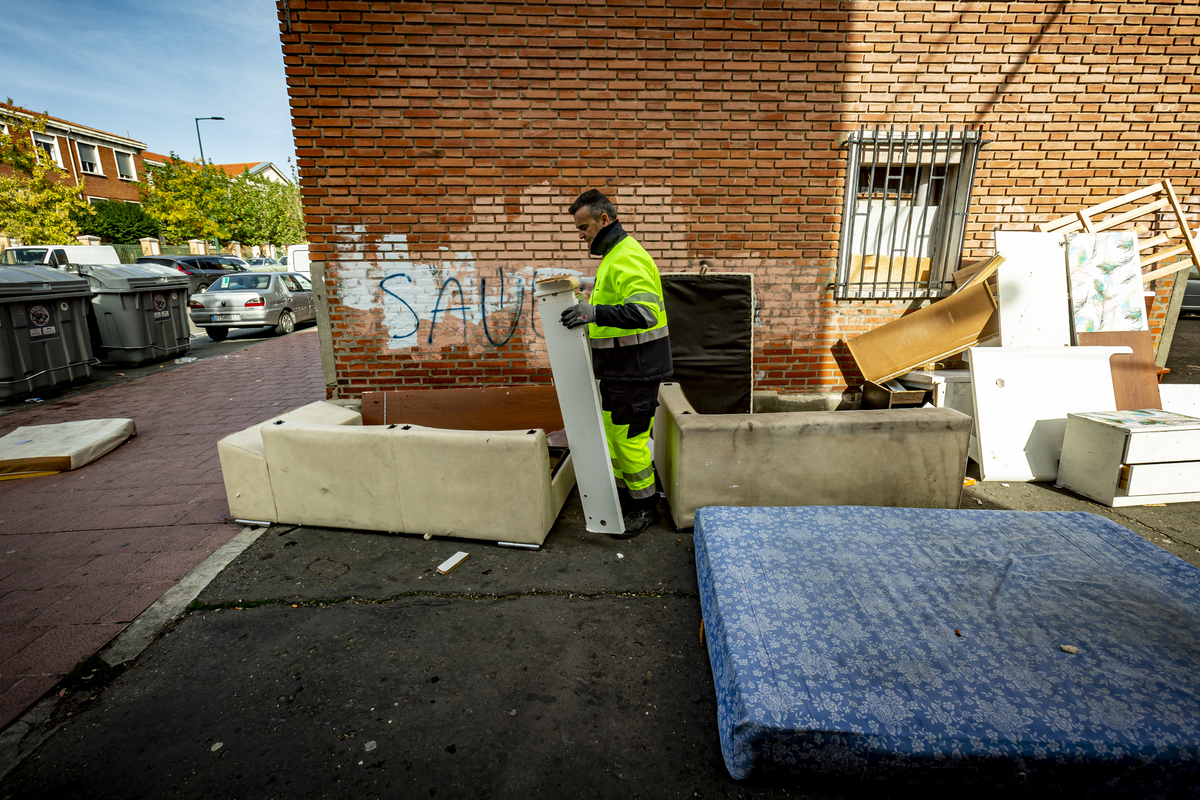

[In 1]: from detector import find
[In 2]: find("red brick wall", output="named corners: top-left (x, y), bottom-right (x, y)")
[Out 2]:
top-left (278, 0), bottom-right (1200, 397)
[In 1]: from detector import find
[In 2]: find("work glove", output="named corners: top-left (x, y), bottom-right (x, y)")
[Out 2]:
top-left (560, 301), bottom-right (596, 329)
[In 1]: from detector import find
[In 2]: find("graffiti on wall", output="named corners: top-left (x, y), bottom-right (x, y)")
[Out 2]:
top-left (337, 231), bottom-right (580, 350)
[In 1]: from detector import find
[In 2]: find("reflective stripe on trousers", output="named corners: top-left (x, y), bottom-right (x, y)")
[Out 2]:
top-left (602, 410), bottom-right (656, 499)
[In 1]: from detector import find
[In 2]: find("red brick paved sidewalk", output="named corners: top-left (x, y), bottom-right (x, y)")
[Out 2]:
top-left (0, 329), bottom-right (325, 730)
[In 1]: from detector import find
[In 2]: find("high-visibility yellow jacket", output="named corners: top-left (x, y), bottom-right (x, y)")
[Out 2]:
top-left (585, 222), bottom-right (673, 382)
top-left (589, 236), bottom-right (669, 346)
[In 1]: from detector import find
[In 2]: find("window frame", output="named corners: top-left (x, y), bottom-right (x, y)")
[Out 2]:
top-left (31, 132), bottom-right (63, 168)
top-left (114, 150), bottom-right (136, 180)
top-left (835, 126), bottom-right (983, 300)
top-left (76, 141), bottom-right (103, 176)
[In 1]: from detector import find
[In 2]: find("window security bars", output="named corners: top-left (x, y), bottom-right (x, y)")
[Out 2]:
top-left (836, 125), bottom-right (983, 300)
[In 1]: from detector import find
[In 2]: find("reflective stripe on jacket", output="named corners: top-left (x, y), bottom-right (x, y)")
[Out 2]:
top-left (588, 236), bottom-right (669, 346)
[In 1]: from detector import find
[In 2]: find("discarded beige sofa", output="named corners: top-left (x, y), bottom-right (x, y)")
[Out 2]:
top-left (653, 383), bottom-right (972, 529)
top-left (217, 401), bottom-right (576, 545)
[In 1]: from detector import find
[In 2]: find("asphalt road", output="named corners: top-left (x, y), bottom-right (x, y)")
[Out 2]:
top-left (1164, 315), bottom-right (1200, 384)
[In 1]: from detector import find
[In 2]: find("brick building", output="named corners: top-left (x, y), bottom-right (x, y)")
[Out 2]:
top-left (1, 105), bottom-right (147, 204)
top-left (277, 1), bottom-right (1200, 398)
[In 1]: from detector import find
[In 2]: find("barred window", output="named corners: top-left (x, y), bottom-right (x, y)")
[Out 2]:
top-left (836, 126), bottom-right (983, 299)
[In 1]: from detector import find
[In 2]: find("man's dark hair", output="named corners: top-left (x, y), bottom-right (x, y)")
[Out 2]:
top-left (569, 189), bottom-right (618, 221)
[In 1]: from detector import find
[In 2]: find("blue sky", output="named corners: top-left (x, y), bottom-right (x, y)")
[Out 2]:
top-left (1, 0), bottom-right (296, 174)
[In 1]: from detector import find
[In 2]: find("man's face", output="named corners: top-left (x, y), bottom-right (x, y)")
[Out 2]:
top-left (573, 207), bottom-right (610, 246)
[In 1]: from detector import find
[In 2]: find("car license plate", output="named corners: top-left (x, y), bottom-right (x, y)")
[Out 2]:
top-left (212, 314), bottom-right (240, 322)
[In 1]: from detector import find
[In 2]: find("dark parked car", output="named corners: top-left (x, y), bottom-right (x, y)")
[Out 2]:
top-left (187, 271), bottom-right (316, 340)
top-left (1184, 264), bottom-right (1200, 316)
top-left (135, 255), bottom-right (248, 296)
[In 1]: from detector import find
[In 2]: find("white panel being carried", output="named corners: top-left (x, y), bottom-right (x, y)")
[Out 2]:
top-left (968, 345), bottom-right (1129, 482)
top-left (991, 231), bottom-right (1072, 348)
top-left (534, 278), bottom-right (624, 535)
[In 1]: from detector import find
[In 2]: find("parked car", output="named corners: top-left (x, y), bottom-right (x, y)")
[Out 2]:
top-left (2, 244), bottom-right (121, 267)
top-left (187, 270), bottom-right (315, 341)
top-left (246, 257), bottom-right (281, 268)
top-left (287, 243), bottom-right (310, 277)
top-left (1184, 264), bottom-right (1200, 316)
top-left (135, 255), bottom-right (248, 296)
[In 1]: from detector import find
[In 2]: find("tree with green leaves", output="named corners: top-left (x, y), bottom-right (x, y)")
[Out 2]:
top-left (75, 199), bottom-right (160, 244)
top-left (140, 157), bottom-right (305, 248)
top-left (224, 167), bottom-right (305, 248)
top-left (139, 153), bottom-right (225, 244)
top-left (0, 100), bottom-right (94, 245)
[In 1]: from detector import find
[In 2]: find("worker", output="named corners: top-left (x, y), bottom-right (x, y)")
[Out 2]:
top-left (560, 189), bottom-right (672, 538)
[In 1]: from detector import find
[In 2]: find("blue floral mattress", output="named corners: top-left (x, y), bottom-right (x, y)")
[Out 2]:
top-left (694, 506), bottom-right (1200, 782)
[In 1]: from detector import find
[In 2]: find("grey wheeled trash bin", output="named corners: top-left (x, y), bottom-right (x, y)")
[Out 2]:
top-left (0, 266), bottom-right (95, 400)
top-left (69, 263), bottom-right (191, 364)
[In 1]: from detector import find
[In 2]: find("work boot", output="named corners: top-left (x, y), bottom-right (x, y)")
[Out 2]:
top-left (612, 503), bottom-right (659, 539)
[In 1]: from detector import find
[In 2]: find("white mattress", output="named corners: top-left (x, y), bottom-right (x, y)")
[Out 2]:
top-left (0, 419), bottom-right (136, 476)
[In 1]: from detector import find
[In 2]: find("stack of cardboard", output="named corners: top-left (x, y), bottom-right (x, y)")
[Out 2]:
top-left (848, 181), bottom-right (1200, 505)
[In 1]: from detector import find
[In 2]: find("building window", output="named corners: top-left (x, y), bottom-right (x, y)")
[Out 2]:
top-left (115, 150), bottom-right (136, 180)
top-left (835, 126), bottom-right (983, 299)
top-left (32, 132), bottom-right (63, 168)
top-left (77, 142), bottom-right (102, 175)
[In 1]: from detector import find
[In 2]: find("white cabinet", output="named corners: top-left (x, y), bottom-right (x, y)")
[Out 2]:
top-left (1058, 410), bottom-right (1200, 507)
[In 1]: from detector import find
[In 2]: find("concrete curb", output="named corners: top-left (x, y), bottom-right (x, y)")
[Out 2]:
top-left (0, 524), bottom-right (268, 782)
top-left (101, 524), bottom-right (268, 665)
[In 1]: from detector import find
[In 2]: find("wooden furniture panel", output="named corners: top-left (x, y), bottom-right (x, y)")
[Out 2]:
top-left (1078, 331), bottom-right (1162, 411)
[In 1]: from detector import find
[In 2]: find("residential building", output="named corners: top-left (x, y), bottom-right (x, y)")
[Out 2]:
top-left (1, 104), bottom-right (146, 204)
top-left (213, 161), bottom-right (291, 184)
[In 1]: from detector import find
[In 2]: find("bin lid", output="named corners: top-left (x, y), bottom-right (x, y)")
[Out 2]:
top-left (67, 263), bottom-right (190, 292)
top-left (0, 265), bottom-right (91, 297)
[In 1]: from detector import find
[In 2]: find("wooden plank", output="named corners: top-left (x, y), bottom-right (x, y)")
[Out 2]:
top-left (1039, 183), bottom-right (1165, 234)
top-left (847, 283), bottom-right (999, 384)
top-left (957, 253), bottom-right (1005, 290)
top-left (1137, 225), bottom-right (1183, 250)
top-left (1164, 180), bottom-right (1200, 267)
top-left (1078, 331), bottom-right (1162, 410)
top-left (848, 253), bottom-right (932, 285)
top-left (861, 381), bottom-right (929, 409)
top-left (1140, 242), bottom-right (1190, 268)
top-left (1142, 258), bottom-right (1194, 285)
top-left (1096, 198), bottom-right (1172, 233)
top-left (436, 551), bottom-right (470, 574)
top-left (361, 386), bottom-right (564, 432)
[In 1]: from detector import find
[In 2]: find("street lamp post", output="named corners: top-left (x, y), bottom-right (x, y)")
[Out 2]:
top-left (195, 116), bottom-right (224, 255)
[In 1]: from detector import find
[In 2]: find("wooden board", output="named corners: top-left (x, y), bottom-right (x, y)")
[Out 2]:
top-left (848, 254), bottom-right (931, 285)
top-left (361, 386), bottom-right (564, 432)
top-left (1078, 331), bottom-right (1162, 411)
top-left (847, 283), bottom-right (999, 384)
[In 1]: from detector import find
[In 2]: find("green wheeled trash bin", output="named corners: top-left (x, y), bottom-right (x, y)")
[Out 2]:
top-left (69, 263), bottom-right (191, 364)
top-left (0, 265), bottom-right (95, 400)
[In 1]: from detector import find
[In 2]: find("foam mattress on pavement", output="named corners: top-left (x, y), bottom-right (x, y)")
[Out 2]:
top-left (695, 506), bottom-right (1200, 784)
top-left (0, 418), bottom-right (136, 476)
